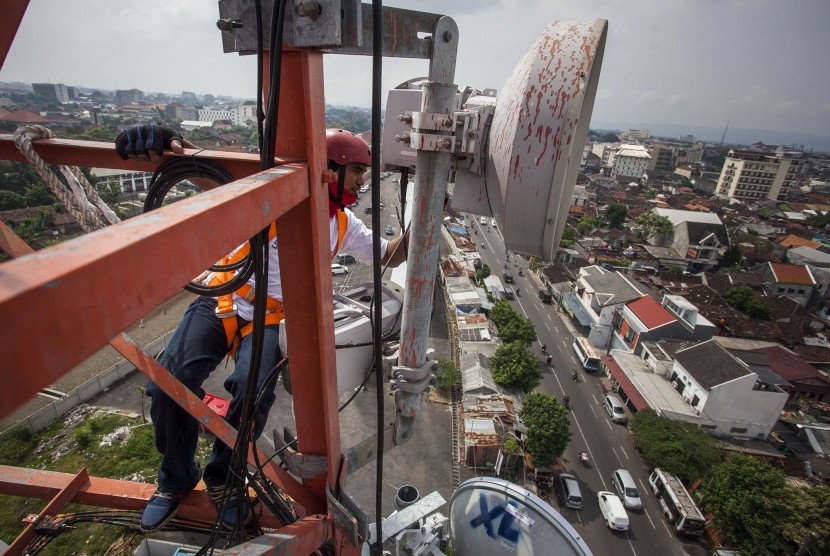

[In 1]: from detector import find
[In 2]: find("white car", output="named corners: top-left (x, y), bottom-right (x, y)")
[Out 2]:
top-left (597, 491), bottom-right (629, 531)
top-left (331, 264), bottom-right (350, 276)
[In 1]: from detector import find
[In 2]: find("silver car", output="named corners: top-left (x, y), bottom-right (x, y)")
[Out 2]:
top-left (611, 468), bottom-right (642, 510)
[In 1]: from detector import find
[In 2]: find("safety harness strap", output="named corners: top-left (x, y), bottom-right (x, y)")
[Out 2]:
top-left (214, 211), bottom-right (349, 355)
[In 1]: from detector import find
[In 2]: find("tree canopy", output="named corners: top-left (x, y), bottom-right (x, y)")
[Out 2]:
top-left (519, 392), bottom-right (572, 467)
top-left (705, 454), bottom-right (792, 555)
top-left (629, 409), bottom-right (720, 483)
top-left (724, 285), bottom-right (771, 320)
top-left (475, 263), bottom-right (491, 283)
top-left (491, 341), bottom-right (542, 393)
top-left (605, 203), bottom-right (628, 229)
top-left (635, 211), bottom-right (674, 242)
top-left (490, 300), bottom-right (537, 346)
top-left (560, 225), bottom-right (576, 246)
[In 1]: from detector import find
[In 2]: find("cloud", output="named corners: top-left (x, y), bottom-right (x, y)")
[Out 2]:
top-left (667, 93), bottom-right (689, 106)
top-left (634, 91), bottom-right (658, 104)
top-left (596, 88), bottom-right (614, 99)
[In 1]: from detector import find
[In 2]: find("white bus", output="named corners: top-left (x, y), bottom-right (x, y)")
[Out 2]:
top-left (648, 468), bottom-right (706, 536)
top-left (572, 337), bottom-right (601, 371)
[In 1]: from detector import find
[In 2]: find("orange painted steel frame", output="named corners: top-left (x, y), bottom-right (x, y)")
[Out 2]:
top-left (0, 3), bottom-right (352, 553)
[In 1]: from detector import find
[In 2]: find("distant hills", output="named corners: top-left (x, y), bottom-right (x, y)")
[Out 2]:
top-left (591, 120), bottom-right (830, 153)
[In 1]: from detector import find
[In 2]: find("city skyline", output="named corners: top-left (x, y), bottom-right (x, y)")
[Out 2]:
top-left (2, 1), bottom-right (829, 149)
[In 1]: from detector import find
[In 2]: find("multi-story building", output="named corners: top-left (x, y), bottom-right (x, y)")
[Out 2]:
top-left (232, 102), bottom-right (257, 127)
top-left (621, 129), bottom-right (651, 141)
top-left (115, 89), bottom-right (144, 104)
top-left (165, 103), bottom-right (198, 121)
top-left (32, 82), bottom-right (71, 103)
top-left (198, 108), bottom-right (234, 123)
top-left (715, 148), bottom-right (805, 201)
top-left (613, 144), bottom-right (651, 182)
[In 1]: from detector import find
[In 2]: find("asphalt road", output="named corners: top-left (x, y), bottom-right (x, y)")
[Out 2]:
top-left (472, 218), bottom-right (709, 556)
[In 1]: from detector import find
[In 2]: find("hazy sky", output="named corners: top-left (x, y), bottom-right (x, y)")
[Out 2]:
top-left (2, 0), bottom-right (829, 139)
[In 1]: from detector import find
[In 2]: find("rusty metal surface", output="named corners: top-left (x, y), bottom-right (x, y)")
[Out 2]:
top-left (0, 465), bottom-right (288, 526)
top-left (0, 221), bottom-right (34, 258)
top-left (0, 135), bottom-right (271, 180)
top-left (110, 334), bottom-right (324, 515)
top-left (0, 0), bottom-right (28, 71)
top-left (5, 468), bottom-right (89, 556)
top-left (0, 165), bottom-right (307, 420)
top-left (274, 51), bottom-right (343, 506)
top-left (487, 19), bottom-right (607, 260)
top-left (396, 17), bottom-right (458, 445)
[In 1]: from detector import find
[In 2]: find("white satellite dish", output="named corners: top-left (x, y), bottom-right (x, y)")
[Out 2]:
top-left (449, 477), bottom-right (592, 555)
top-left (382, 19), bottom-right (607, 262)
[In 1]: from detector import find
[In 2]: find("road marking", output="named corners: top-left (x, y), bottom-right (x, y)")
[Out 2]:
top-left (591, 394), bottom-right (599, 405)
top-left (547, 314), bottom-right (552, 320)
top-left (570, 408), bottom-right (608, 491)
top-left (661, 519), bottom-right (672, 536)
top-left (620, 446), bottom-right (630, 460)
top-left (545, 323), bottom-right (551, 332)
top-left (589, 405), bottom-right (598, 419)
top-left (643, 507), bottom-right (656, 529)
top-left (605, 419), bottom-right (612, 430)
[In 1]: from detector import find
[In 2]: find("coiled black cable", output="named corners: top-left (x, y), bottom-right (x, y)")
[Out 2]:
top-left (142, 156), bottom-right (260, 296)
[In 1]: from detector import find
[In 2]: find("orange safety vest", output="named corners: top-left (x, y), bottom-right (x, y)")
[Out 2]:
top-left (212, 210), bottom-right (349, 356)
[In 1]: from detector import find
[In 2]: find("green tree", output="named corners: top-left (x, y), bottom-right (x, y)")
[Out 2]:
top-left (490, 300), bottom-right (537, 346)
top-left (475, 263), bottom-right (491, 283)
top-left (718, 245), bottom-right (743, 270)
top-left (744, 297), bottom-right (771, 319)
top-left (560, 225), bottom-right (576, 246)
top-left (96, 180), bottom-right (123, 207)
top-left (780, 485), bottom-right (830, 555)
top-left (23, 183), bottom-right (54, 207)
top-left (724, 285), bottom-right (771, 319)
top-left (644, 187), bottom-right (657, 200)
top-left (435, 359), bottom-right (460, 391)
top-left (635, 210), bottom-right (674, 242)
top-left (629, 409), bottom-right (720, 483)
top-left (0, 190), bottom-right (26, 210)
top-left (705, 454), bottom-right (791, 555)
top-left (491, 342), bottom-right (542, 393)
top-left (577, 216), bottom-right (602, 235)
top-left (605, 203), bottom-right (628, 229)
top-left (519, 392), bottom-right (572, 467)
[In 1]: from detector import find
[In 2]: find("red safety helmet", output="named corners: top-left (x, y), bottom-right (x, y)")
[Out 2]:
top-left (326, 128), bottom-right (371, 167)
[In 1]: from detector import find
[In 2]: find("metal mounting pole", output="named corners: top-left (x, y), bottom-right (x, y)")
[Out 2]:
top-left (395, 16), bottom-right (458, 445)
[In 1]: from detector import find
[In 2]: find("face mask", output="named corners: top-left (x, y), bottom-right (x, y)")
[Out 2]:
top-left (328, 181), bottom-right (357, 217)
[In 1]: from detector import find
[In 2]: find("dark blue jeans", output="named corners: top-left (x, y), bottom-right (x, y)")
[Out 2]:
top-left (146, 296), bottom-right (281, 493)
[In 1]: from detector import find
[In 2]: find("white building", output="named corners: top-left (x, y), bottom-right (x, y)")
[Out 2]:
top-left (233, 102), bottom-right (257, 127)
top-left (197, 108), bottom-right (234, 123)
top-left (669, 340), bottom-right (787, 439)
top-left (620, 129), bottom-right (651, 141)
top-left (613, 144), bottom-right (651, 182)
top-left (716, 148), bottom-right (805, 201)
top-left (91, 168), bottom-right (153, 194)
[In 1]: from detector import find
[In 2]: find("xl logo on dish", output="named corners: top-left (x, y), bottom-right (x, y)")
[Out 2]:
top-left (469, 495), bottom-right (522, 542)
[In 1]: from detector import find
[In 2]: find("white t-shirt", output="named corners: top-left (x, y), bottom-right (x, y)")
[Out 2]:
top-left (234, 209), bottom-right (388, 320)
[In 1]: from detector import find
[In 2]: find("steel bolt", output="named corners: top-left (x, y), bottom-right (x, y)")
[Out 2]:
top-left (216, 18), bottom-right (244, 31)
top-left (395, 134), bottom-right (411, 145)
top-left (442, 31), bottom-right (453, 43)
top-left (467, 130), bottom-right (478, 139)
top-left (439, 138), bottom-right (452, 150)
top-left (296, 1), bottom-right (322, 21)
top-left (398, 114), bottom-right (413, 124)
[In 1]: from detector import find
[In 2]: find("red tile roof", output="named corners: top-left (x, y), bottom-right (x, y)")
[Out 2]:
top-left (0, 108), bottom-right (49, 123)
top-left (776, 235), bottom-right (822, 249)
top-left (752, 346), bottom-right (828, 383)
top-left (626, 295), bottom-right (675, 329)
top-left (769, 263), bottom-right (815, 285)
